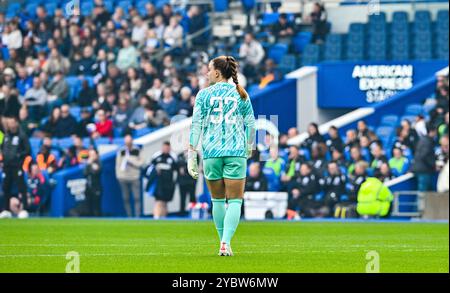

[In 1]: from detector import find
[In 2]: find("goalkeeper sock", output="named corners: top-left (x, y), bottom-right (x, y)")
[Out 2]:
top-left (222, 199), bottom-right (243, 245)
top-left (211, 198), bottom-right (226, 241)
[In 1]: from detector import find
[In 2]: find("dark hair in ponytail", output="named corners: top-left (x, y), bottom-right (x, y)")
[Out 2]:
top-left (212, 56), bottom-right (248, 100)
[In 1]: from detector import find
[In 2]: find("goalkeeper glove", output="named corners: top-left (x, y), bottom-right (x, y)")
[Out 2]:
top-left (246, 144), bottom-right (254, 159)
top-left (187, 148), bottom-right (199, 179)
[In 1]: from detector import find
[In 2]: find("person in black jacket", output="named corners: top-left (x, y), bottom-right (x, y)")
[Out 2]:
top-left (177, 150), bottom-right (198, 215)
top-left (1, 117), bottom-right (31, 214)
top-left (301, 122), bottom-right (325, 152)
top-left (53, 104), bottom-right (77, 138)
top-left (83, 149), bottom-right (102, 217)
top-left (287, 163), bottom-right (321, 219)
top-left (319, 161), bottom-right (347, 216)
top-left (245, 162), bottom-right (268, 192)
top-left (412, 124), bottom-right (438, 191)
top-left (326, 125), bottom-right (344, 153)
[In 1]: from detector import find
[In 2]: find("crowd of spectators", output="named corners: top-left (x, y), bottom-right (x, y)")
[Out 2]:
top-left (244, 74), bottom-right (448, 219)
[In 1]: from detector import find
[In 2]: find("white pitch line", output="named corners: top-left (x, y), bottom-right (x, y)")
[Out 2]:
top-left (0, 248), bottom-right (443, 258)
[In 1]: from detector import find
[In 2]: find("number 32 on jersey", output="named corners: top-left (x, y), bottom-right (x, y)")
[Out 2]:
top-left (210, 96), bottom-right (238, 124)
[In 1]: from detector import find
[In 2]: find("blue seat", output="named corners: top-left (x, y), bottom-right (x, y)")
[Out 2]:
top-left (268, 43), bottom-right (288, 64)
top-left (82, 138), bottom-right (93, 148)
top-left (261, 13), bottom-right (279, 26)
top-left (95, 137), bottom-right (111, 145)
top-left (44, 2), bottom-right (58, 16)
top-left (349, 23), bottom-right (365, 34)
top-left (404, 104), bottom-right (423, 116)
top-left (103, 0), bottom-right (115, 12)
top-left (242, 0), bottom-right (256, 10)
top-left (413, 21), bottom-right (431, 33)
top-left (380, 115), bottom-right (399, 127)
top-left (293, 32), bottom-right (312, 53)
top-left (400, 115), bottom-right (416, 123)
top-left (81, 1), bottom-right (94, 16)
top-left (346, 44), bottom-right (365, 61)
top-left (301, 44), bottom-right (321, 66)
top-left (6, 3), bottom-right (21, 18)
top-left (133, 127), bottom-right (153, 138)
top-left (326, 34), bottom-right (343, 44)
top-left (391, 45), bottom-right (410, 61)
top-left (369, 12), bottom-right (386, 24)
top-left (262, 167), bottom-right (280, 192)
top-left (155, 0), bottom-right (170, 10)
top-left (113, 138), bottom-right (125, 146)
top-left (376, 126), bottom-right (395, 146)
top-left (369, 45), bottom-right (387, 61)
top-left (69, 106), bottom-right (81, 119)
top-left (324, 44), bottom-right (342, 61)
top-left (136, 0), bottom-right (148, 16)
top-left (392, 11), bottom-right (409, 23)
top-left (413, 43), bottom-right (432, 60)
top-left (117, 0), bottom-right (132, 14)
top-left (415, 10), bottom-right (431, 23)
top-left (279, 54), bottom-right (297, 74)
top-left (65, 76), bottom-right (82, 102)
top-left (57, 137), bottom-right (74, 150)
top-left (25, 3), bottom-right (38, 17)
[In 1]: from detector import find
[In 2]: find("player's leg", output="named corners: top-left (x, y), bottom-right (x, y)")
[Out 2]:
top-left (204, 158), bottom-right (226, 241)
top-left (221, 157), bottom-right (247, 253)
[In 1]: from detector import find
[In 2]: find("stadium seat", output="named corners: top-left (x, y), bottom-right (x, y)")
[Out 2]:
top-left (44, 2), bottom-right (58, 16)
top-left (414, 10), bottom-right (431, 23)
top-left (376, 126), bottom-right (395, 146)
top-left (278, 54), bottom-right (297, 74)
top-left (95, 137), bottom-right (112, 146)
top-left (301, 44), bottom-right (321, 66)
top-left (133, 127), bottom-right (153, 138)
top-left (268, 43), bottom-right (288, 64)
top-left (404, 104), bottom-right (424, 116)
top-left (113, 138), bottom-right (125, 146)
top-left (261, 13), bottom-right (279, 26)
top-left (57, 137), bottom-right (74, 150)
top-left (25, 3), bottom-right (39, 17)
top-left (400, 115), bottom-right (416, 123)
top-left (1, 47), bottom-right (9, 60)
top-left (346, 43), bottom-right (365, 61)
top-left (380, 115), bottom-right (399, 127)
top-left (117, 0), bottom-right (132, 14)
top-left (69, 106), bottom-right (81, 119)
top-left (348, 23), bottom-right (365, 35)
top-left (81, 1), bottom-right (94, 16)
top-left (293, 32), bottom-right (312, 53)
top-left (392, 11), bottom-right (409, 23)
top-left (369, 12), bottom-right (386, 24)
top-left (136, 0), bottom-right (148, 16)
top-left (324, 34), bottom-right (343, 61)
top-left (6, 2), bottom-right (21, 18)
top-left (65, 77), bottom-right (82, 102)
top-left (103, 0), bottom-right (115, 13)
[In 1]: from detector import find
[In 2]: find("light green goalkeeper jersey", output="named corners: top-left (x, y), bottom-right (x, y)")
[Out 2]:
top-left (189, 82), bottom-right (256, 159)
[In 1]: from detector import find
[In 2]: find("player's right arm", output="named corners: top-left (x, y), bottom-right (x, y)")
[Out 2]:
top-left (188, 90), bottom-right (206, 179)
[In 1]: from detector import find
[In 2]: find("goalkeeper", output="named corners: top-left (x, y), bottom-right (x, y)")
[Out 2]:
top-left (187, 56), bottom-right (256, 256)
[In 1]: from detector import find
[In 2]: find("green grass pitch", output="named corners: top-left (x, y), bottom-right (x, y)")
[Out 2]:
top-left (0, 219), bottom-right (448, 273)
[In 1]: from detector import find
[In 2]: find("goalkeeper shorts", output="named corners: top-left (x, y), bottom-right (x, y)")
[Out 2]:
top-left (203, 157), bottom-right (247, 180)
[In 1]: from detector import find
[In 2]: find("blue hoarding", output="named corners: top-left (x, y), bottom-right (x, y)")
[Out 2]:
top-left (317, 60), bottom-right (448, 108)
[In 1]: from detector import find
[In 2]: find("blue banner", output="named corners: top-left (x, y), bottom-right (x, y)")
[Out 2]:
top-left (318, 60), bottom-right (448, 108)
